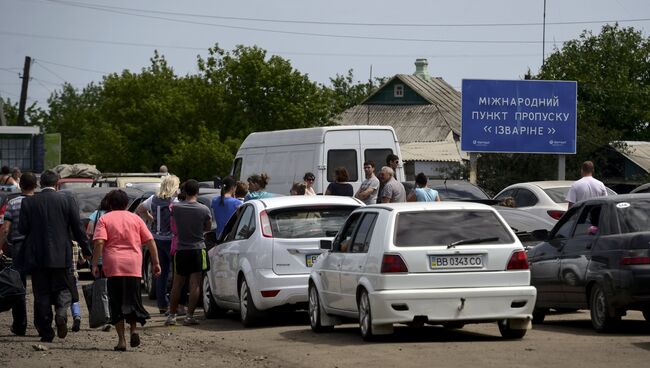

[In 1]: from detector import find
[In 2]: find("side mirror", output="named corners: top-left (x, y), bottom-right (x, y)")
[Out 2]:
top-left (320, 239), bottom-right (332, 250)
top-left (531, 229), bottom-right (549, 241)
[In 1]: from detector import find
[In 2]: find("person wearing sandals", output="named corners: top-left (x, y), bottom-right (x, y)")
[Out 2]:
top-left (165, 180), bottom-right (212, 326)
top-left (91, 189), bottom-right (161, 351)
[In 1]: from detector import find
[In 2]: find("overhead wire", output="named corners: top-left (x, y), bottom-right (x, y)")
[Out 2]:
top-left (43, 0), bottom-right (650, 28)
top-left (32, 0), bottom-right (562, 44)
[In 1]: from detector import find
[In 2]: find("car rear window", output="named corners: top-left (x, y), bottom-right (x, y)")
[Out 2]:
top-left (394, 210), bottom-right (514, 247)
top-left (616, 200), bottom-right (650, 233)
top-left (429, 184), bottom-right (489, 200)
top-left (543, 187), bottom-right (570, 203)
top-left (268, 206), bottom-right (358, 239)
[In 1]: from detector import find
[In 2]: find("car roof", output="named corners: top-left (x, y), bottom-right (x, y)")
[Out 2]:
top-left (510, 181), bottom-right (575, 189)
top-left (255, 195), bottom-right (363, 210)
top-left (575, 193), bottom-right (650, 205)
top-left (363, 201), bottom-right (497, 213)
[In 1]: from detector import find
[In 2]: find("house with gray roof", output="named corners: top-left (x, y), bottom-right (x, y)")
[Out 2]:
top-left (336, 59), bottom-right (467, 180)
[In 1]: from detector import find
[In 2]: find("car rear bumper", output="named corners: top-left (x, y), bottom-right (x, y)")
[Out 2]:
top-left (368, 286), bottom-right (537, 325)
top-left (251, 269), bottom-right (309, 310)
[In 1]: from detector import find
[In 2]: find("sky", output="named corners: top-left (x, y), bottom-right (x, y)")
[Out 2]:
top-left (0, 0), bottom-right (648, 110)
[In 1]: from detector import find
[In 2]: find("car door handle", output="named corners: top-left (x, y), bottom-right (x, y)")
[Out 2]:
top-left (287, 248), bottom-right (321, 255)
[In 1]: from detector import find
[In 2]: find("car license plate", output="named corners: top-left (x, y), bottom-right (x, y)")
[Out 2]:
top-left (429, 255), bottom-right (483, 269)
top-left (306, 254), bottom-right (320, 267)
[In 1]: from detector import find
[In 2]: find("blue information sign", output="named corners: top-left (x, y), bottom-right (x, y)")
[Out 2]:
top-left (461, 79), bottom-right (577, 154)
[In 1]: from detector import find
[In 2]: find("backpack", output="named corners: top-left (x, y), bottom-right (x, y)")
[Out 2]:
top-left (151, 196), bottom-right (173, 238)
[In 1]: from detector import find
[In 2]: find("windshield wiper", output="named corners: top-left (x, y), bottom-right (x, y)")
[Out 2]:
top-left (448, 237), bottom-right (499, 249)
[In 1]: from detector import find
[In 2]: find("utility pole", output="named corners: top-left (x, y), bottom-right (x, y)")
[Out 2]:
top-left (542, 0), bottom-right (547, 67)
top-left (0, 95), bottom-right (7, 126)
top-left (18, 56), bottom-right (32, 126)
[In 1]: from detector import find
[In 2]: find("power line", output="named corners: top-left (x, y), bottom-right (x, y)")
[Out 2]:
top-left (43, 0), bottom-right (650, 28)
top-left (33, 78), bottom-right (53, 93)
top-left (35, 59), bottom-right (109, 74)
top-left (33, 60), bottom-right (68, 83)
top-left (30, 1), bottom-right (563, 45)
top-left (0, 31), bottom-right (543, 59)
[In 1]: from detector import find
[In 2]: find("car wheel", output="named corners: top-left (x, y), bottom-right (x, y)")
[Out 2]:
top-left (203, 275), bottom-right (226, 319)
top-left (590, 284), bottom-right (620, 332)
top-left (532, 308), bottom-right (547, 324)
top-left (358, 289), bottom-right (375, 341)
top-left (498, 320), bottom-right (527, 339)
top-left (239, 278), bottom-right (260, 327)
top-left (145, 261), bottom-right (157, 300)
top-left (308, 284), bottom-right (333, 333)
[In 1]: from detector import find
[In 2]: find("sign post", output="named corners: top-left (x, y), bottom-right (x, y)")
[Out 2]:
top-left (461, 79), bottom-right (577, 180)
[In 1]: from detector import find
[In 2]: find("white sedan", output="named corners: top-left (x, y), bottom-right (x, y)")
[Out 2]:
top-left (308, 202), bottom-right (537, 340)
top-left (203, 195), bottom-right (363, 326)
top-left (494, 181), bottom-right (615, 222)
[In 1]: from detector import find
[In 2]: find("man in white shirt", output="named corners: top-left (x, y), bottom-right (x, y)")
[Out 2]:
top-left (354, 161), bottom-right (380, 205)
top-left (566, 161), bottom-right (608, 208)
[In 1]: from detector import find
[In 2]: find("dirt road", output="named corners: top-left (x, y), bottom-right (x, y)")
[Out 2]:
top-left (1, 280), bottom-right (650, 367)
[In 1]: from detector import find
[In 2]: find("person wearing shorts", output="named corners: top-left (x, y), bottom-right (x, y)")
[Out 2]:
top-left (165, 180), bottom-right (212, 326)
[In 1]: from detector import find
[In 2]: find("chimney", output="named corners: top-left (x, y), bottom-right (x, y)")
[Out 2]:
top-left (414, 58), bottom-right (431, 81)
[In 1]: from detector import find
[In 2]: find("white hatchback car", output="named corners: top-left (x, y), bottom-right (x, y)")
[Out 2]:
top-left (308, 202), bottom-right (537, 340)
top-left (202, 195), bottom-right (363, 326)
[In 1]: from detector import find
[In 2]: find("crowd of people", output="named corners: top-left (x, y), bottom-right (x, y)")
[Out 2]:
top-left (0, 157), bottom-right (612, 352)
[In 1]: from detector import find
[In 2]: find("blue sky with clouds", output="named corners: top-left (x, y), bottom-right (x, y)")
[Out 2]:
top-left (1, 0), bottom-right (648, 108)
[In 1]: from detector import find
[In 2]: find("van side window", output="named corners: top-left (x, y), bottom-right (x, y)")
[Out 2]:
top-left (232, 158), bottom-right (242, 181)
top-left (364, 149), bottom-right (393, 177)
top-left (327, 150), bottom-right (358, 182)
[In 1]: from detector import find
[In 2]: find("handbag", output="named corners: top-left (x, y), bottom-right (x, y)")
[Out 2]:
top-left (0, 261), bottom-right (25, 313)
top-left (82, 278), bottom-right (111, 328)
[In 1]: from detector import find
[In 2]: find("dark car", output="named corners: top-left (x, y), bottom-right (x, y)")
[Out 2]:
top-left (402, 180), bottom-right (497, 205)
top-left (631, 183), bottom-right (650, 194)
top-left (528, 194), bottom-right (650, 331)
top-left (494, 206), bottom-right (555, 248)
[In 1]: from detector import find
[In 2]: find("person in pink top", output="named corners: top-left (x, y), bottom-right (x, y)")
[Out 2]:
top-left (91, 190), bottom-right (161, 352)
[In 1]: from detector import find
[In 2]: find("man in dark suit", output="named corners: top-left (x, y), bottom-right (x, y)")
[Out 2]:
top-left (15, 170), bottom-right (91, 342)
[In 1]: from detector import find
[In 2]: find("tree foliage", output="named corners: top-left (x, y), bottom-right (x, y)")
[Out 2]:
top-left (38, 45), bottom-right (369, 180)
top-left (477, 24), bottom-right (650, 194)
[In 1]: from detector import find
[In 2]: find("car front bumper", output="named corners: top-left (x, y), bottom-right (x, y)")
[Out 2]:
top-left (368, 286), bottom-right (537, 325)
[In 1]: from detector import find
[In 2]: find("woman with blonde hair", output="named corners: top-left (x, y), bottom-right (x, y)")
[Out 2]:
top-left (135, 174), bottom-right (179, 314)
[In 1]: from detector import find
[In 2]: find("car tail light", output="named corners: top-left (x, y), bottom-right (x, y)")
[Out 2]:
top-left (381, 254), bottom-right (408, 273)
top-left (506, 250), bottom-right (529, 270)
top-left (621, 250), bottom-right (650, 265)
top-left (621, 257), bottom-right (650, 265)
top-left (260, 290), bottom-right (280, 298)
top-left (547, 210), bottom-right (565, 220)
top-left (260, 210), bottom-right (273, 238)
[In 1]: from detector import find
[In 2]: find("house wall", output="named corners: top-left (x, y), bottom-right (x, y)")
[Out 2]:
top-left (365, 79), bottom-right (429, 105)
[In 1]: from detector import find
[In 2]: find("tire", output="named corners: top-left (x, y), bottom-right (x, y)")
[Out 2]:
top-left (590, 284), bottom-right (620, 332)
top-left (358, 289), bottom-right (374, 341)
top-left (145, 261), bottom-right (157, 300)
top-left (308, 284), bottom-right (334, 333)
top-left (498, 320), bottom-right (528, 339)
top-left (239, 278), bottom-right (260, 327)
top-left (203, 275), bottom-right (226, 319)
top-left (532, 308), bottom-right (547, 324)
